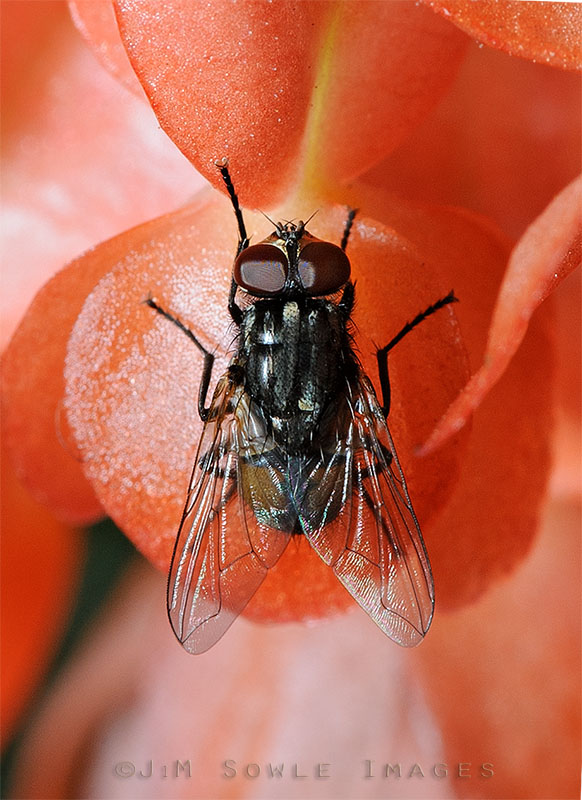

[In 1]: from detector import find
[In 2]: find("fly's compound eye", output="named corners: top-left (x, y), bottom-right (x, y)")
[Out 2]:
top-left (297, 241), bottom-right (351, 296)
top-left (234, 244), bottom-right (288, 296)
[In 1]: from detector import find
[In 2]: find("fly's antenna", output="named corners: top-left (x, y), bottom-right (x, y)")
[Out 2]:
top-left (259, 209), bottom-right (278, 228)
top-left (303, 209), bottom-right (319, 227)
top-left (215, 158), bottom-right (249, 253)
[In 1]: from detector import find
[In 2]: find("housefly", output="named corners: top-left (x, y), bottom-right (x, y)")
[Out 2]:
top-left (146, 161), bottom-right (457, 654)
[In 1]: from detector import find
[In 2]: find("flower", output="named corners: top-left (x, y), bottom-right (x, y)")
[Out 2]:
top-left (2, 1), bottom-right (579, 797)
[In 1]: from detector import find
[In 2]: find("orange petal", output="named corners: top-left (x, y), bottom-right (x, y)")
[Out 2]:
top-left (64, 190), bottom-right (468, 624)
top-left (327, 184), bottom-right (554, 607)
top-left (403, 203), bottom-right (554, 609)
top-left (424, 0), bottom-right (582, 71)
top-left (422, 175), bottom-right (581, 455)
top-left (302, 1), bottom-right (468, 193)
top-left (1, 1), bottom-right (68, 139)
top-left (2, 248), bottom-right (120, 524)
top-left (415, 497), bottom-right (581, 798)
top-left (428, 301), bottom-right (554, 609)
top-left (64, 191), bottom-right (233, 567)
top-left (362, 41), bottom-right (581, 240)
top-left (113, 1), bottom-right (467, 207)
top-left (550, 268), bottom-right (582, 500)
top-left (1, 2), bottom-right (199, 347)
top-left (69, 0), bottom-right (143, 95)
top-left (1, 440), bottom-right (83, 746)
top-left (114, 0), bottom-right (330, 208)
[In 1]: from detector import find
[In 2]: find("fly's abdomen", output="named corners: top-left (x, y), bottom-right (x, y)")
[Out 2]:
top-left (239, 298), bottom-right (345, 451)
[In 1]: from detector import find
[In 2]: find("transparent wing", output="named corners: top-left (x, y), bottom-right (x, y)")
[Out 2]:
top-left (299, 374), bottom-right (434, 646)
top-left (167, 374), bottom-right (292, 654)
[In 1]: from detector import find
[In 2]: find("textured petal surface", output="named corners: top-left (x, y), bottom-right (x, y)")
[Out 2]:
top-left (114, 0), bottom-right (329, 208)
top-left (64, 190), bottom-right (468, 623)
top-left (425, 0), bottom-right (582, 70)
top-left (113, 0), bottom-right (467, 207)
top-left (64, 192), bottom-right (232, 564)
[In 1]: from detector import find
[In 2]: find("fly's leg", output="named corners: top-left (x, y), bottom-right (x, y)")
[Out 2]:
top-left (146, 159), bottom-right (248, 420)
top-left (215, 158), bottom-right (249, 254)
top-left (145, 297), bottom-right (215, 422)
top-left (215, 158), bottom-right (248, 326)
top-left (376, 291), bottom-right (458, 418)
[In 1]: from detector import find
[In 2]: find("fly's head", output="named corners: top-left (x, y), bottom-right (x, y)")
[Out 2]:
top-left (233, 220), bottom-right (351, 300)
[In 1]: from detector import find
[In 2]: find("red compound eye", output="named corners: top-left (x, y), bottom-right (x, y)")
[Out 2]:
top-left (234, 244), bottom-right (288, 295)
top-left (297, 241), bottom-right (351, 295)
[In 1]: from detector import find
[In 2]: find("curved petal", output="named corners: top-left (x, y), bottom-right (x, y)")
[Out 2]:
top-left (68, 0), bottom-right (144, 96)
top-left (428, 304), bottom-right (553, 608)
top-left (1, 1), bottom-right (199, 347)
top-left (113, 1), bottom-right (467, 207)
top-left (362, 41), bottom-right (581, 240)
top-left (114, 0), bottom-right (330, 208)
top-left (422, 176), bottom-right (581, 455)
top-left (2, 254), bottom-right (110, 524)
top-left (1, 441), bottom-right (83, 746)
top-left (64, 192), bottom-right (468, 625)
top-left (302, 1), bottom-right (468, 192)
top-left (550, 268), bottom-right (581, 500)
top-left (425, 0), bottom-right (582, 71)
top-left (64, 192), bottom-right (233, 565)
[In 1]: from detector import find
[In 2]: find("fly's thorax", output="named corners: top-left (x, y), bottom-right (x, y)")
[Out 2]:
top-left (237, 296), bottom-right (351, 451)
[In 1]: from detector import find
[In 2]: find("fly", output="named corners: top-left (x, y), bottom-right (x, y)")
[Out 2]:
top-left (146, 160), bottom-right (457, 654)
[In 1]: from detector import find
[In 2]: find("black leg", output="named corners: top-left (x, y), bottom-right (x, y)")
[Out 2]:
top-left (145, 297), bottom-right (215, 422)
top-left (376, 291), bottom-right (458, 418)
top-left (215, 159), bottom-right (249, 254)
top-left (340, 207), bottom-right (358, 252)
top-left (215, 159), bottom-right (247, 325)
top-left (227, 278), bottom-right (242, 326)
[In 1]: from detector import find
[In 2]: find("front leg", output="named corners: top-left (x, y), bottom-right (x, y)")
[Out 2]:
top-left (145, 297), bottom-right (215, 422)
top-left (228, 278), bottom-right (243, 326)
top-left (216, 159), bottom-right (248, 325)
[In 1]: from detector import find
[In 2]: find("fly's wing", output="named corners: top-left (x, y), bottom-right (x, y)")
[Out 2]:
top-left (167, 374), bottom-right (292, 654)
top-left (299, 374), bottom-right (434, 646)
